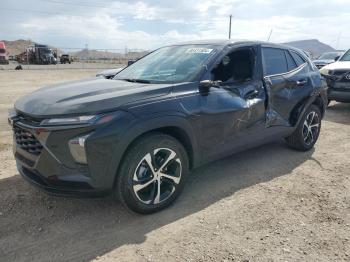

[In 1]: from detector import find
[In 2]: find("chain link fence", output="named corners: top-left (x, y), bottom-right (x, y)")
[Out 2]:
top-left (1, 46), bottom-right (150, 70)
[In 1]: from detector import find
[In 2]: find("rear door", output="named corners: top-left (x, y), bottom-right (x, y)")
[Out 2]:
top-left (262, 47), bottom-right (313, 127)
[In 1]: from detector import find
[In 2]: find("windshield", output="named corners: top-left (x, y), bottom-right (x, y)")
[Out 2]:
top-left (0, 49), bottom-right (5, 54)
top-left (114, 45), bottom-right (218, 83)
top-left (318, 52), bottom-right (341, 60)
top-left (340, 50), bottom-right (350, 61)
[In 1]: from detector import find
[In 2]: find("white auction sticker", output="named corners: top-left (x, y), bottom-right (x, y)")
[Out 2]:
top-left (185, 48), bottom-right (213, 54)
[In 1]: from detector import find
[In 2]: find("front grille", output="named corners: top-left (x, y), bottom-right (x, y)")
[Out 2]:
top-left (14, 126), bottom-right (43, 155)
top-left (333, 70), bottom-right (349, 75)
top-left (331, 70), bottom-right (350, 83)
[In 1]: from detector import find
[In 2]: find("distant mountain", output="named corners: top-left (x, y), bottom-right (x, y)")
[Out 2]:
top-left (70, 49), bottom-right (124, 60)
top-left (1, 39), bottom-right (61, 56)
top-left (1, 39), bottom-right (34, 56)
top-left (282, 39), bottom-right (335, 57)
top-left (70, 49), bottom-right (149, 60)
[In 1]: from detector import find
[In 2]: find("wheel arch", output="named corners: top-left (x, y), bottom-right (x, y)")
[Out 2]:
top-left (289, 94), bottom-right (325, 127)
top-left (109, 116), bottom-right (200, 189)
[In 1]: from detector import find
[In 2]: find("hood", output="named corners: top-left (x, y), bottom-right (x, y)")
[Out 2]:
top-left (313, 59), bottom-right (334, 64)
top-left (15, 78), bottom-right (172, 118)
top-left (319, 61), bottom-right (350, 75)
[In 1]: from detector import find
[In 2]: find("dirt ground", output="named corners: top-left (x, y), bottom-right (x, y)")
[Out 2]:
top-left (0, 70), bottom-right (349, 262)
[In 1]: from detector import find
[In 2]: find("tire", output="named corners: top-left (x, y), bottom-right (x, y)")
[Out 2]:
top-left (286, 104), bottom-right (322, 151)
top-left (116, 133), bottom-right (189, 214)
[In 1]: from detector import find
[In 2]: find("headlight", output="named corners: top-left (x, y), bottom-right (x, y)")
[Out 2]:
top-left (41, 115), bottom-right (96, 126)
top-left (40, 112), bottom-right (120, 126)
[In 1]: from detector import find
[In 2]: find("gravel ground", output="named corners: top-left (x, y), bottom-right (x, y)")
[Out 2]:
top-left (0, 70), bottom-right (349, 262)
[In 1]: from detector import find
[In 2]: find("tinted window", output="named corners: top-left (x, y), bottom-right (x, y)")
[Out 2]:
top-left (340, 49), bottom-right (350, 61)
top-left (290, 51), bottom-right (306, 66)
top-left (262, 47), bottom-right (288, 75)
top-left (285, 51), bottom-right (297, 71)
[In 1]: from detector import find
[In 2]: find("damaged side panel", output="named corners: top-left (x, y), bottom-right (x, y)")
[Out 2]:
top-left (197, 80), bottom-right (266, 160)
top-left (264, 64), bottom-right (314, 127)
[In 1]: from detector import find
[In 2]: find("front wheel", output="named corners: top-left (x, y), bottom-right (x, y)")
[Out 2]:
top-left (116, 133), bottom-right (189, 214)
top-left (286, 104), bottom-right (322, 151)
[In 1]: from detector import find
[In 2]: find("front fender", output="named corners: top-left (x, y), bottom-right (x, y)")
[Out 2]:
top-left (87, 114), bottom-right (199, 190)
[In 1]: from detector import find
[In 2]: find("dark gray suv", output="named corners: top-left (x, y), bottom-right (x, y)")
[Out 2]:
top-left (9, 40), bottom-right (327, 213)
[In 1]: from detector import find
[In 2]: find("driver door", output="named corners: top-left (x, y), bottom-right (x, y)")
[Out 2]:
top-left (198, 45), bottom-right (266, 161)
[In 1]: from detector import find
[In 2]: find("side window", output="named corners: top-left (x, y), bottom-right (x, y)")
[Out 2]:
top-left (290, 51), bottom-right (306, 67)
top-left (212, 48), bottom-right (255, 83)
top-left (285, 51), bottom-right (297, 71)
top-left (262, 47), bottom-right (288, 76)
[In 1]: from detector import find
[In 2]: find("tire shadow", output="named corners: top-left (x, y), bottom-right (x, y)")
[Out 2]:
top-left (0, 140), bottom-right (314, 262)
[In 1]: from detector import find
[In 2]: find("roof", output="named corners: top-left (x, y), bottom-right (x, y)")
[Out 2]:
top-left (170, 39), bottom-right (304, 53)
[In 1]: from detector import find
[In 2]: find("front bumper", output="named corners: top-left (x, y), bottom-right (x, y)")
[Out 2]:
top-left (328, 89), bottom-right (350, 102)
top-left (10, 118), bottom-right (115, 197)
top-left (18, 163), bottom-right (109, 197)
top-left (326, 78), bottom-right (350, 102)
top-left (9, 109), bottom-right (137, 197)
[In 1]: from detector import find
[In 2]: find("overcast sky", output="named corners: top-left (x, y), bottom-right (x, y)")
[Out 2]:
top-left (1, 0), bottom-right (350, 51)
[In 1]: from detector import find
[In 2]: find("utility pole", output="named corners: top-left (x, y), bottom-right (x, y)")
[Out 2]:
top-left (267, 28), bottom-right (273, 42)
top-left (228, 15), bottom-right (232, 39)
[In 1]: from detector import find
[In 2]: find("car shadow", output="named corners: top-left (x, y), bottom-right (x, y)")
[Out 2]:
top-left (324, 102), bottom-right (350, 125)
top-left (0, 140), bottom-right (314, 261)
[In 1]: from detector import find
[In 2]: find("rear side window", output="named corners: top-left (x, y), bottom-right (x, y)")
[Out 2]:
top-left (262, 47), bottom-right (288, 75)
top-left (290, 51), bottom-right (306, 66)
top-left (285, 51), bottom-right (297, 71)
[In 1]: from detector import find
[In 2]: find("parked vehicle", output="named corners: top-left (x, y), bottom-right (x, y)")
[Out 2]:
top-left (96, 67), bottom-right (123, 79)
top-left (0, 41), bottom-right (9, 64)
top-left (9, 40), bottom-right (327, 213)
top-left (313, 51), bottom-right (344, 69)
top-left (320, 49), bottom-right (350, 103)
top-left (60, 54), bottom-right (72, 64)
top-left (17, 44), bottom-right (57, 65)
top-left (96, 60), bottom-right (137, 79)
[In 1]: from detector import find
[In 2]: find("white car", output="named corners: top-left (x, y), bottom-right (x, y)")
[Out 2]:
top-left (320, 49), bottom-right (350, 104)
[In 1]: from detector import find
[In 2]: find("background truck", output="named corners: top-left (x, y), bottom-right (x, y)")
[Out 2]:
top-left (17, 44), bottom-right (57, 65)
top-left (0, 41), bottom-right (9, 64)
top-left (59, 54), bottom-right (72, 64)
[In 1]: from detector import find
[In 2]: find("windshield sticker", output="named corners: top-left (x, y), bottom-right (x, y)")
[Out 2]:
top-left (185, 48), bottom-right (213, 54)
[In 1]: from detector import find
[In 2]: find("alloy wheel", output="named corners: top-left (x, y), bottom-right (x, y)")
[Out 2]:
top-left (302, 111), bottom-right (320, 146)
top-left (132, 148), bottom-right (182, 205)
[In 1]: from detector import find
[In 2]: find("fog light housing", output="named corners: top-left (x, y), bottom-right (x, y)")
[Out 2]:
top-left (68, 134), bottom-right (91, 164)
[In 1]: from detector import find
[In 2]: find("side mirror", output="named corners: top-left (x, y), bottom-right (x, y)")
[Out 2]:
top-left (334, 56), bottom-right (340, 61)
top-left (199, 80), bottom-right (222, 95)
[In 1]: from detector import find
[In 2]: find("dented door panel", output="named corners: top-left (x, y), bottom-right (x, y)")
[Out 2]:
top-left (264, 64), bottom-right (313, 127)
top-left (198, 80), bottom-right (266, 159)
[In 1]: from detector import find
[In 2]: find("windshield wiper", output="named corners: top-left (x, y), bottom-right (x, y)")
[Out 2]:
top-left (119, 78), bottom-right (151, 83)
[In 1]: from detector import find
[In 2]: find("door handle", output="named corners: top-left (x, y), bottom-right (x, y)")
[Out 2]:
top-left (244, 89), bottom-right (259, 99)
top-left (296, 79), bottom-right (307, 86)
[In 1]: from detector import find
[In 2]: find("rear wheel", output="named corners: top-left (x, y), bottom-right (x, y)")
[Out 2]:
top-left (116, 133), bottom-right (189, 214)
top-left (286, 104), bottom-right (321, 151)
